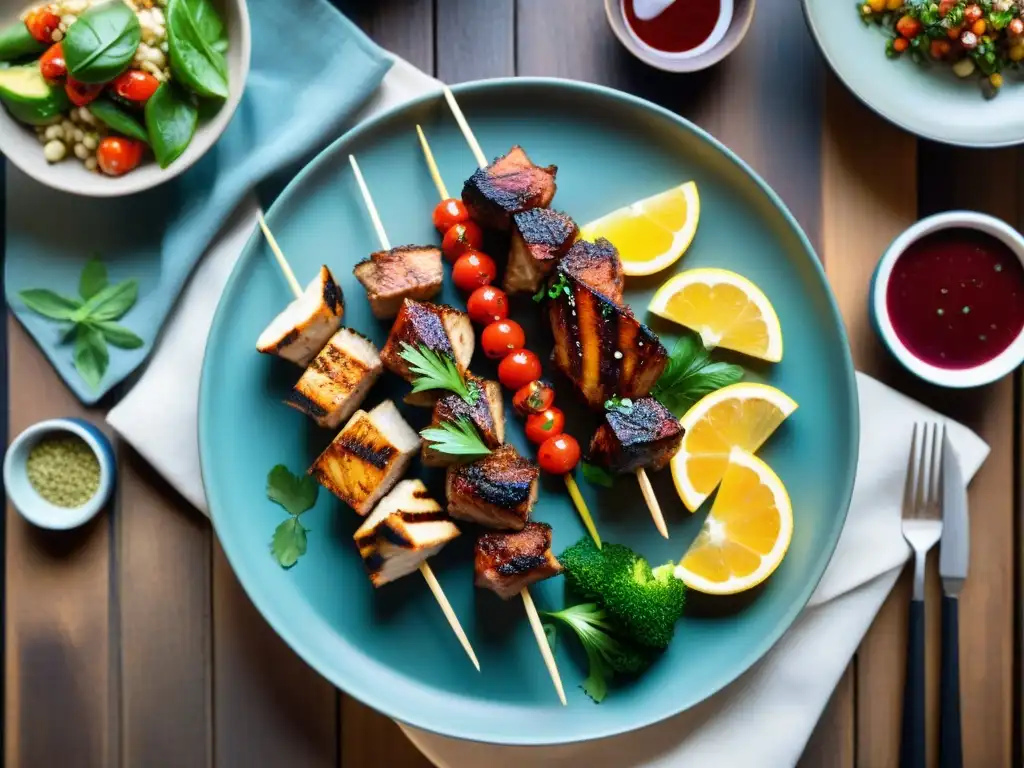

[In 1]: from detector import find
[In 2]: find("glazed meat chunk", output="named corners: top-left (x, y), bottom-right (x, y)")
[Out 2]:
top-left (462, 145), bottom-right (557, 230)
top-left (474, 522), bottom-right (563, 600)
top-left (446, 445), bottom-right (539, 530)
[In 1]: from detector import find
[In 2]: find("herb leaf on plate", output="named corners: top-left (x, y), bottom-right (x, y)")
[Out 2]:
top-left (78, 255), bottom-right (108, 300)
top-left (63, 1), bottom-right (141, 84)
top-left (420, 418), bottom-right (492, 458)
top-left (93, 320), bottom-right (145, 349)
top-left (145, 82), bottom-right (198, 168)
top-left (90, 99), bottom-right (150, 144)
top-left (267, 464), bottom-right (319, 517)
top-left (166, 0), bottom-right (228, 99)
top-left (581, 461), bottom-right (615, 488)
top-left (400, 342), bottom-right (478, 404)
top-left (271, 517), bottom-right (308, 569)
top-left (18, 289), bottom-right (81, 320)
top-left (75, 279), bottom-right (139, 322)
top-left (651, 333), bottom-right (744, 417)
top-left (73, 324), bottom-right (109, 390)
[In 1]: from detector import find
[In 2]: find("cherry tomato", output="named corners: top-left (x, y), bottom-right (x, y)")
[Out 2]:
top-left (498, 349), bottom-right (542, 390)
top-left (452, 250), bottom-right (497, 292)
top-left (538, 434), bottom-right (581, 475)
top-left (442, 221), bottom-right (484, 261)
top-left (65, 78), bottom-right (102, 106)
top-left (25, 8), bottom-right (60, 43)
top-left (96, 136), bottom-right (144, 176)
top-left (433, 198), bottom-right (470, 233)
top-left (526, 407), bottom-right (565, 444)
top-left (513, 380), bottom-right (555, 416)
top-left (39, 42), bottom-right (65, 80)
top-left (481, 320), bottom-right (526, 359)
top-left (111, 70), bottom-right (160, 102)
top-left (467, 285), bottom-right (508, 325)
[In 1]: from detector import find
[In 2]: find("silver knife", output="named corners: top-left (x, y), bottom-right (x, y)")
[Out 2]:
top-left (939, 431), bottom-right (969, 596)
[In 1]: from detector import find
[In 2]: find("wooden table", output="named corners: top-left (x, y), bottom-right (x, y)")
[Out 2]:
top-left (4, 1), bottom-right (1021, 765)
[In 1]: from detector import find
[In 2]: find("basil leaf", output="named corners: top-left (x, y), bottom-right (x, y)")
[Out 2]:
top-left (89, 98), bottom-right (149, 144)
top-left (73, 324), bottom-right (108, 390)
top-left (581, 462), bottom-right (615, 488)
top-left (63, 1), bottom-right (141, 84)
top-left (19, 289), bottom-right (81, 320)
top-left (183, 0), bottom-right (225, 48)
top-left (167, 0), bottom-right (228, 99)
top-left (92, 320), bottom-right (144, 349)
top-left (76, 279), bottom-right (138, 322)
top-left (144, 82), bottom-right (197, 168)
top-left (210, 37), bottom-right (228, 54)
top-left (78, 255), bottom-right (108, 300)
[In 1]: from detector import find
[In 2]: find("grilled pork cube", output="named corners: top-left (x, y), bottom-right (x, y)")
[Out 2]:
top-left (587, 396), bottom-right (684, 474)
top-left (422, 376), bottom-right (505, 467)
top-left (561, 238), bottom-right (624, 306)
top-left (309, 400), bottom-right (421, 516)
top-left (474, 522), bottom-right (562, 600)
top-left (504, 209), bottom-right (579, 295)
top-left (354, 480), bottom-right (460, 588)
top-left (353, 245), bottom-right (444, 319)
top-left (549, 269), bottom-right (668, 411)
top-left (462, 145), bottom-right (557, 230)
top-left (285, 328), bottom-right (382, 429)
top-left (446, 445), bottom-right (539, 530)
top-left (256, 266), bottom-right (344, 366)
top-left (380, 299), bottom-right (474, 392)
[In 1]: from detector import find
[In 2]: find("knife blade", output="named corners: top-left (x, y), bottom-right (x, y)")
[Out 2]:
top-left (939, 430), bottom-right (969, 596)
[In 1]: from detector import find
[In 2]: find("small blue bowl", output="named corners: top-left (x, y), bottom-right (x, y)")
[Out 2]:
top-left (3, 418), bottom-right (115, 530)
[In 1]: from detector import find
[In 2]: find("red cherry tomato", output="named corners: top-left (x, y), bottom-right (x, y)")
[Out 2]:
top-left (513, 380), bottom-right (555, 416)
top-left (39, 42), bottom-right (65, 80)
top-left (111, 69), bottom-right (160, 102)
top-left (433, 198), bottom-right (470, 233)
top-left (452, 250), bottom-right (497, 292)
top-left (25, 8), bottom-right (60, 43)
top-left (526, 407), bottom-right (565, 444)
top-left (96, 136), bottom-right (144, 176)
top-left (538, 434), bottom-right (581, 475)
top-left (481, 320), bottom-right (526, 359)
top-left (442, 221), bottom-right (484, 261)
top-left (498, 349), bottom-right (542, 390)
top-left (65, 77), bottom-right (102, 106)
top-left (467, 285), bottom-right (509, 325)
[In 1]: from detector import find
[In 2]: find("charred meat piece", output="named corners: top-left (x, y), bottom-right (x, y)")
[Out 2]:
top-left (504, 209), bottom-right (579, 295)
top-left (446, 445), bottom-right (539, 530)
top-left (422, 376), bottom-right (505, 467)
top-left (256, 265), bottom-right (344, 366)
top-left (587, 397), bottom-right (684, 474)
top-left (285, 328), bottom-right (382, 429)
top-left (560, 238), bottom-right (624, 306)
top-left (354, 480), bottom-right (460, 588)
top-left (309, 400), bottom-right (421, 516)
top-left (380, 300), bottom-right (474, 392)
top-left (462, 146), bottom-right (557, 230)
top-left (549, 269), bottom-right (668, 411)
top-left (474, 522), bottom-right (562, 600)
top-left (353, 245), bottom-right (444, 320)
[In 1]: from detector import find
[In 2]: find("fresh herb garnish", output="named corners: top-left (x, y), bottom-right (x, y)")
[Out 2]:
top-left (581, 461), bottom-right (615, 488)
top-left (399, 342), bottom-right (478, 404)
top-left (420, 417), bottom-right (493, 458)
top-left (267, 464), bottom-right (318, 568)
top-left (603, 395), bottom-right (633, 414)
top-left (651, 334), bottom-right (744, 417)
top-left (18, 256), bottom-right (143, 390)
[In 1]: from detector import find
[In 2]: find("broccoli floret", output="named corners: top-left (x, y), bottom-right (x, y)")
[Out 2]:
top-left (558, 538), bottom-right (636, 595)
top-left (541, 603), bottom-right (654, 703)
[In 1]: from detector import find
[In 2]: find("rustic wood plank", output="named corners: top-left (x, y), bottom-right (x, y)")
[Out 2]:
top-left (340, 698), bottom-right (432, 768)
top-left (800, 666), bottom-right (856, 768)
top-left (4, 316), bottom-right (117, 767)
top-left (117, 446), bottom-right (212, 768)
top-left (336, 0), bottom-right (434, 74)
top-left (436, 0), bottom-right (514, 82)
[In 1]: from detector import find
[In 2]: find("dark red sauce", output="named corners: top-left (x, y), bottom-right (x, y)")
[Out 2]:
top-left (886, 228), bottom-right (1024, 370)
top-left (623, 0), bottom-right (721, 53)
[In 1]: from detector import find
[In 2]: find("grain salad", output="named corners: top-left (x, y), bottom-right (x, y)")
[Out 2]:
top-left (0, 0), bottom-right (229, 175)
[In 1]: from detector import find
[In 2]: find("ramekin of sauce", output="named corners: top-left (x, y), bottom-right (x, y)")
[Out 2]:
top-left (871, 211), bottom-right (1024, 388)
top-left (3, 418), bottom-right (115, 530)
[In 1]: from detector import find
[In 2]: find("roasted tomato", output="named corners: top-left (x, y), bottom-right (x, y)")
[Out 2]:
top-left (538, 434), bottom-right (581, 474)
top-left (466, 285), bottom-right (508, 324)
top-left (433, 198), bottom-right (470, 233)
top-left (498, 349), bottom-right (542, 390)
top-left (452, 250), bottom-right (497, 292)
top-left (513, 379), bottom-right (555, 416)
top-left (481, 319), bottom-right (525, 359)
top-left (442, 221), bottom-right (484, 261)
top-left (525, 407), bottom-right (565, 444)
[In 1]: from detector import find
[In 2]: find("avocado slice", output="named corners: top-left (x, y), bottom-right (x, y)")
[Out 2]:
top-left (0, 64), bottom-right (69, 125)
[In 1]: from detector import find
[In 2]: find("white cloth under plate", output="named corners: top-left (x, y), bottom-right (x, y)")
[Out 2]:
top-left (107, 58), bottom-right (991, 768)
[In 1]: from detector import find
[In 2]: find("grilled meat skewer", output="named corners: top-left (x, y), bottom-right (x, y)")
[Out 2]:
top-left (446, 444), bottom-right (540, 530)
top-left (422, 375), bottom-right (505, 468)
top-left (587, 396), bottom-right (684, 475)
top-left (474, 522), bottom-right (563, 600)
top-left (256, 265), bottom-right (344, 366)
top-left (561, 237), bottom-right (625, 306)
top-left (354, 245), bottom-right (444, 319)
top-left (504, 208), bottom-right (579, 295)
top-left (462, 145), bottom-right (557, 231)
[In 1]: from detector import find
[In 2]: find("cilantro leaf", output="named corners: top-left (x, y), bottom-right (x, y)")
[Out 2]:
top-left (581, 462), bottom-right (616, 488)
top-left (399, 342), bottom-right (478, 403)
top-left (420, 418), bottom-right (492, 458)
top-left (651, 334), bottom-right (744, 417)
top-left (267, 464), bottom-right (318, 516)
top-left (271, 517), bottom-right (308, 569)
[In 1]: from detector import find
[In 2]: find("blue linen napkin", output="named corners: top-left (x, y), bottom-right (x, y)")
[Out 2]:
top-left (4, 0), bottom-right (391, 404)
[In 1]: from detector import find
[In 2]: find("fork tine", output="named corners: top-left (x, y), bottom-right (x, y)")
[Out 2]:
top-left (904, 423), bottom-right (919, 516)
top-left (913, 422), bottom-right (930, 518)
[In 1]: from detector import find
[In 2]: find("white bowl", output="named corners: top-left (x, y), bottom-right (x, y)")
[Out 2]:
top-left (0, 0), bottom-right (250, 197)
top-left (871, 211), bottom-right (1024, 388)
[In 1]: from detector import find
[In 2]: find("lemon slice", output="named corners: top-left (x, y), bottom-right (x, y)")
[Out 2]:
top-left (670, 382), bottom-right (797, 512)
top-left (648, 268), bottom-right (783, 363)
top-left (579, 181), bottom-right (700, 276)
top-left (674, 448), bottom-right (793, 595)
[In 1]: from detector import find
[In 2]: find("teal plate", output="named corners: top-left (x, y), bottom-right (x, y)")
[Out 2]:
top-left (199, 79), bottom-right (858, 746)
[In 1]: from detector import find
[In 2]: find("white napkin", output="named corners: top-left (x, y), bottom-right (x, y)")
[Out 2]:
top-left (107, 57), bottom-right (991, 768)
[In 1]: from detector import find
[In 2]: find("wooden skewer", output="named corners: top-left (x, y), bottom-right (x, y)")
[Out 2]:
top-left (348, 155), bottom-right (391, 251)
top-left (416, 125), bottom-right (449, 200)
top-left (521, 587), bottom-right (567, 706)
top-left (441, 87), bottom-right (671, 541)
top-left (256, 193), bottom-right (479, 672)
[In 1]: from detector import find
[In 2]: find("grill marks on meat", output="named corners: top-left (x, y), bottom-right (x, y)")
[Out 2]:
top-left (504, 209), bottom-right (579, 295)
top-left (549, 269), bottom-right (668, 411)
top-left (423, 376), bottom-right (505, 467)
top-left (588, 396), bottom-right (683, 474)
top-left (256, 265), bottom-right (345, 367)
top-left (474, 522), bottom-right (562, 599)
top-left (561, 238), bottom-right (625, 306)
top-left (462, 146), bottom-right (557, 230)
top-left (353, 245), bottom-right (443, 319)
top-left (446, 445), bottom-right (539, 530)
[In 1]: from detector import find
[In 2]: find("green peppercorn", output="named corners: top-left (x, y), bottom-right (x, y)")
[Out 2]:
top-left (26, 435), bottom-right (100, 508)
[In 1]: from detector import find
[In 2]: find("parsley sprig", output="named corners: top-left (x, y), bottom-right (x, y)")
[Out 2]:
top-left (267, 465), bottom-right (319, 568)
top-left (604, 395), bottom-right (634, 414)
top-left (651, 334), bottom-right (744, 417)
top-left (399, 342), bottom-right (478, 404)
top-left (420, 417), bottom-right (492, 458)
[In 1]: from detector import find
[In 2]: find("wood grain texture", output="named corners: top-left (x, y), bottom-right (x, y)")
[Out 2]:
top-left (4, 317), bottom-right (117, 768)
top-left (436, 0), bottom-right (514, 83)
top-left (338, 0), bottom-right (434, 74)
top-left (341, 698), bottom-right (432, 768)
top-left (800, 666), bottom-right (856, 768)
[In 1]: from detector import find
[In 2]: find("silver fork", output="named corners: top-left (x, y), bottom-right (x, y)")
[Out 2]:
top-left (900, 422), bottom-right (945, 768)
